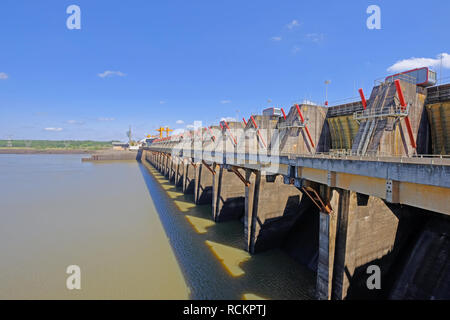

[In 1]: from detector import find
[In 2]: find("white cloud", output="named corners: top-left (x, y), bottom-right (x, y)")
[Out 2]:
top-left (98, 117), bottom-right (115, 121)
top-left (98, 70), bottom-right (126, 78)
top-left (67, 120), bottom-right (84, 125)
top-left (176, 120), bottom-right (184, 124)
top-left (0, 72), bottom-right (8, 80)
top-left (220, 117), bottom-right (236, 122)
top-left (44, 127), bottom-right (63, 132)
top-left (292, 46), bottom-right (301, 54)
top-left (387, 53), bottom-right (450, 72)
top-left (287, 20), bottom-right (300, 29)
top-left (160, 100), bottom-right (166, 104)
top-left (271, 36), bottom-right (282, 41)
top-left (220, 100), bottom-right (231, 104)
top-left (306, 33), bottom-right (325, 43)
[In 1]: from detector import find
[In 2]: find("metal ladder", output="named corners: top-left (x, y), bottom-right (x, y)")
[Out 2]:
top-left (356, 83), bottom-right (390, 155)
top-left (360, 119), bottom-right (376, 155)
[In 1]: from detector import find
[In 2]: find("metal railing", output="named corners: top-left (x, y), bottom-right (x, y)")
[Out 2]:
top-left (426, 84), bottom-right (450, 104)
top-left (327, 101), bottom-right (365, 117)
top-left (279, 150), bottom-right (450, 165)
top-left (353, 103), bottom-right (409, 121)
top-left (311, 150), bottom-right (450, 159)
top-left (147, 144), bottom-right (450, 162)
top-left (277, 119), bottom-right (307, 129)
top-left (379, 73), bottom-right (416, 86)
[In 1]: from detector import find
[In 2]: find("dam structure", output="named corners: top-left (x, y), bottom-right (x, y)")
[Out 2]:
top-left (141, 70), bottom-right (450, 300)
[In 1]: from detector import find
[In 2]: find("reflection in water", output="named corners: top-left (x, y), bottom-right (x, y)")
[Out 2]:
top-left (140, 160), bottom-right (315, 300)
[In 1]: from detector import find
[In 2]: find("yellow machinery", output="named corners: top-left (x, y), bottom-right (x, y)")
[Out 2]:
top-left (156, 127), bottom-right (165, 138)
top-left (155, 126), bottom-right (173, 138)
top-left (165, 127), bottom-right (173, 137)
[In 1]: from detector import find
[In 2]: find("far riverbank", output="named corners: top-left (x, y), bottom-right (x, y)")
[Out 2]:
top-left (0, 148), bottom-right (140, 161)
top-left (0, 148), bottom-right (94, 154)
top-left (0, 148), bottom-right (129, 155)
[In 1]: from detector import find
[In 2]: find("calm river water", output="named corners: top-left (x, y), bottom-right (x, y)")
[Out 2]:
top-left (0, 154), bottom-right (314, 299)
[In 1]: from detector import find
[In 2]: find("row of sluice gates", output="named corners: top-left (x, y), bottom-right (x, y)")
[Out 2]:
top-left (144, 75), bottom-right (450, 300)
top-left (152, 79), bottom-right (450, 157)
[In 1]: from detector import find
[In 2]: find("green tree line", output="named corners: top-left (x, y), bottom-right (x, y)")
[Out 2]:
top-left (0, 140), bottom-right (114, 150)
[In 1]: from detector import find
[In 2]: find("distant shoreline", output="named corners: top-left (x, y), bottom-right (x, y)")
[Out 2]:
top-left (0, 148), bottom-right (103, 155)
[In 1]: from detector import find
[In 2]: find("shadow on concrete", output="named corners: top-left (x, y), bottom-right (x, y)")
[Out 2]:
top-left (196, 186), bottom-right (212, 205)
top-left (252, 194), bottom-right (316, 255)
top-left (281, 198), bottom-right (320, 272)
top-left (389, 216), bottom-right (450, 299)
top-left (341, 203), bottom-right (433, 300)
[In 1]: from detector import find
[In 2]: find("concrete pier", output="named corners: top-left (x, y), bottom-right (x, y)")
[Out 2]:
top-left (212, 165), bottom-right (246, 222)
top-left (81, 150), bottom-right (139, 161)
top-left (194, 161), bottom-right (214, 204)
top-left (174, 157), bottom-right (184, 188)
top-left (315, 188), bottom-right (341, 300)
top-left (183, 162), bottom-right (196, 194)
top-left (327, 191), bottom-right (423, 299)
top-left (245, 172), bottom-right (305, 253)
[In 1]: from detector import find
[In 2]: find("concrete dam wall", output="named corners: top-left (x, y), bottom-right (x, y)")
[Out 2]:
top-left (143, 79), bottom-right (450, 300)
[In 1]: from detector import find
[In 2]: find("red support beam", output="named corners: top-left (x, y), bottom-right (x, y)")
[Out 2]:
top-left (250, 116), bottom-right (258, 128)
top-left (250, 116), bottom-right (267, 148)
top-left (295, 104), bottom-right (315, 149)
top-left (242, 117), bottom-right (247, 126)
top-left (404, 116), bottom-right (417, 149)
top-left (394, 80), bottom-right (416, 149)
top-left (230, 167), bottom-right (250, 187)
top-left (394, 80), bottom-right (407, 110)
top-left (207, 126), bottom-right (216, 141)
top-left (358, 88), bottom-right (367, 110)
top-left (223, 120), bottom-right (237, 145)
top-left (295, 104), bottom-right (305, 122)
top-left (257, 132), bottom-right (267, 148)
top-left (281, 108), bottom-right (287, 120)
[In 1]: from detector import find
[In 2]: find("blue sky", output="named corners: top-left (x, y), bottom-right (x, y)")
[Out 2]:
top-left (0, 0), bottom-right (449, 141)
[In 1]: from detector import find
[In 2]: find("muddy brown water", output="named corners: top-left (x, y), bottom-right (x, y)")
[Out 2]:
top-left (0, 154), bottom-right (315, 299)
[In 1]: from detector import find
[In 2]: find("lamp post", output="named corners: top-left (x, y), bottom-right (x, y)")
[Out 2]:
top-left (324, 80), bottom-right (331, 106)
